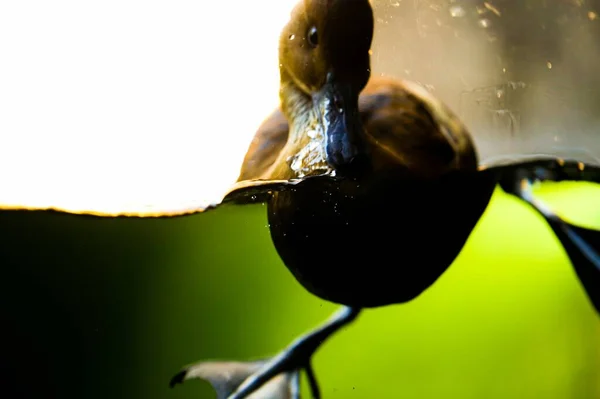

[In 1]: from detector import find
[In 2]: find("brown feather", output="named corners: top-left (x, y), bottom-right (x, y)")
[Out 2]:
top-left (237, 77), bottom-right (477, 183)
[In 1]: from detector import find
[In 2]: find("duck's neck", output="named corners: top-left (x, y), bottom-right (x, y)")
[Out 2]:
top-left (279, 72), bottom-right (317, 142)
top-left (271, 70), bottom-right (332, 179)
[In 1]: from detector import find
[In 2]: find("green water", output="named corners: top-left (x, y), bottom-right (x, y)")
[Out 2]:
top-left (1, 183), bottom-right (599, 398)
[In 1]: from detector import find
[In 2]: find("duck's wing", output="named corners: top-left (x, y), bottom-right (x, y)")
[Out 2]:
top-left (237, 108), bottom-right (290, 182)
top-left (478, 151), bottom-right (600, 315)
top-left (358, 77), bottom-right (481, 179)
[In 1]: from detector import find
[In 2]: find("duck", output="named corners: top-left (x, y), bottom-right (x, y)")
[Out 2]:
top-left (237, 0), bottom-right (496, 309)
top-left (168, 0), bottom-right (600, 398)
top-left (1, 0), bottom-right (596, 397)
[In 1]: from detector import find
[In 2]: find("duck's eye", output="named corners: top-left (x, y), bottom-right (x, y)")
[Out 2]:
top-left (307, 26), bottom-right (318, 47)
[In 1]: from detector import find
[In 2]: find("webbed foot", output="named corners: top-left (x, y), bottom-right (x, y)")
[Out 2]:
top-left (170, 306), bottom-right (360, 398)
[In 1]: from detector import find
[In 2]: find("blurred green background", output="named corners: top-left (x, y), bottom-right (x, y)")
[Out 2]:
top-left (1, 182), bottom-right (599, 399)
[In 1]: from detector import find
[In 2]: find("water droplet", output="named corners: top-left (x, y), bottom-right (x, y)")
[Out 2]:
top-left (546, 61), bottom-right (552, 69)
top-left (478, 18), bottom-right (491, 28)
top-left (449, 5), bottom-right (465, 17)
top-left (251, 195), bottom-right (257, 200)
top-left (589, 11), bottom-right (598, 21)
top-left (289, 34), bottom-right (295, 40)
top-left (483, 2), bottom-right (501, 17)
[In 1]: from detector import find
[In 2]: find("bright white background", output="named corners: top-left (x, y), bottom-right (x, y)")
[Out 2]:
top-left (0, 1), bottom-right (299, 214)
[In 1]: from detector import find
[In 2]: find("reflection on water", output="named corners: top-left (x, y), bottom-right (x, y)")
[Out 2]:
top-left (371, 0), bottom-right (600, 164)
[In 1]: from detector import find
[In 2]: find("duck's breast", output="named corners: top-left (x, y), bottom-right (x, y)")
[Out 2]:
top-left (266, 167), bottom-right (496, 308)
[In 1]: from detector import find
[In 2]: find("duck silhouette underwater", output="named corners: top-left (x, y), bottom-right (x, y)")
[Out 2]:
top-left (4, 0), bottom-right (600, 398)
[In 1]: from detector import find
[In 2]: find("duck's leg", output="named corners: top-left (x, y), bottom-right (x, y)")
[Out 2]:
top-left (170, 306), bottom-right (361, 399)
top-left (503, 174), bottom-right (600, 315)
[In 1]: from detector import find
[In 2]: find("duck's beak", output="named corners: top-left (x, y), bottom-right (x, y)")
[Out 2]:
top-left (313, 75), bottom-right (367, 174)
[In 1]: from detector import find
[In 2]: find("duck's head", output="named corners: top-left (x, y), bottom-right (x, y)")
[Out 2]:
top-left (279, 0), bottom-right (374, 173)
